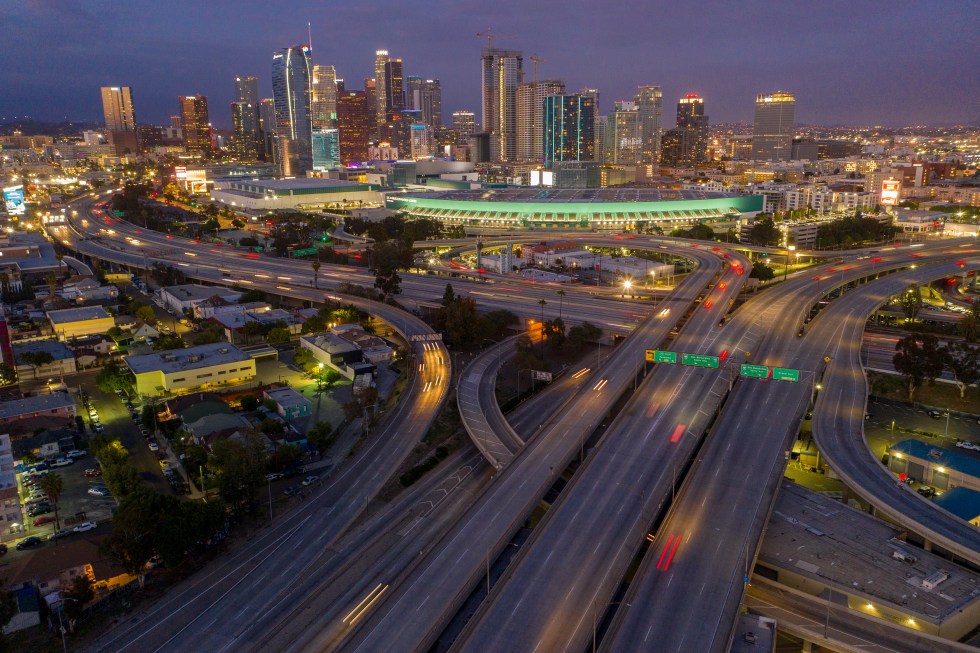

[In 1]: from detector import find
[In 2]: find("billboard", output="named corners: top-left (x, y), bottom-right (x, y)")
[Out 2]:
top-left (3, 185), bottom-right (25, 215)
top-left (880, 178), bottom-right (900, 206)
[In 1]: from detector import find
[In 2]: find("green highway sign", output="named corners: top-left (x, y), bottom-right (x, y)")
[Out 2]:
top-left (647, 350), bottom-right (677, 364)
top-left (290, 247), bottom-right (319, 257)
top-left (773, 367), bottom-right (800, 382)
top-left (682, 353), bottom-right (720, 368)
top-left (740, 364), bottom-right (770, 379)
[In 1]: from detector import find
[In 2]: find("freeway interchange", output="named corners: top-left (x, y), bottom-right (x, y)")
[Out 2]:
top-left (57, 191), bottom-right (980, 653)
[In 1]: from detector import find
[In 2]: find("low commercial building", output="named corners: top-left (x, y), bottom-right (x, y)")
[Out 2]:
top-left (0, 392), bottom-right (76, 426)
top-left (46, 306), bottom-right (114, 341)
top-left (210, 178), bottom-right (381, 212)
top-left (0, 433), bottom-right (22, 542)
top-left (59, 275), bottom-right (118, 303)
top-left (159, 285), bottom-right (241, 316)
top-left (13, 340), bottom-right (76, 380)
top-left (263, 386), bottom-right (312, 421)
top-left (888, 439), bottom-right (980, 493)
top-left (124, 343), bottom-right (256, 398)
top-left (893, 210), bottom-right (944, 234)
top-left (756, 480), bottom-right (980, 640)
top-left (932, 486), bottom-right (980, 527)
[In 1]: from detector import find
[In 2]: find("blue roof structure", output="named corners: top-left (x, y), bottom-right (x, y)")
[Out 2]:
top-left (933, 486), bottom-right (980, 522)
top-left (890, 439), bottom-right (980, 480)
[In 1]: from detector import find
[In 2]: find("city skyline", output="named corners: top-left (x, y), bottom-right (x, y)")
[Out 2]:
top-left (1, 1), bottom-right (976, 129)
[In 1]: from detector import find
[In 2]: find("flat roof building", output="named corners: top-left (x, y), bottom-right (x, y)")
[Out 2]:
top-left (210, 177), bottom-right (380, 212)
top-left (888, 439), bottom-right (980, 493)
top-left (160, 284), bottom-right (241, 315)
top-left (263, 386), bottom-right (312, 421)
top-left (47, 306), bottom-right (115, 341)
top-left (0, 392), bottom-right (76, 425)
top-left (125, 342), bottom-right (256, 398)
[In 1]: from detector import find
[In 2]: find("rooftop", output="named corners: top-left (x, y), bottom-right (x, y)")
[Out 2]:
top-left (264, 386), bottom-right (310, 408)
top-left (235, 178), bottom-right (368, 191)
top-left (933, 486), bottom-right (980, 523)
top-left (395, 187), bottom-right (741, 204)
top-left (13, 339), bottom-right (74, 362)
top-left (47, 306), bottom-right (111, 324)
top-left (0, 392), bottom-right (75, 420)
top-left (125, 342), bottom-right (251, 375)
top-left (162, 284), bottom-right (241, 303)
top-left (760, 481), bottom-right (980, 623)
top-left (890, 439), bottom-right (980, 480)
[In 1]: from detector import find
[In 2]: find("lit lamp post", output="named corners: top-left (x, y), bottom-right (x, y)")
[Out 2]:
top-left (783, 245), bottom-right (796, 281)
top-left (623, 279), bottom-right (632, 298)
top-left (316, 362), bottom-right (324, 393)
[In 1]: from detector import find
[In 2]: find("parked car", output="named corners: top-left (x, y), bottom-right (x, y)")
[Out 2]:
top-left (48, 529), bottom-right (72, 541)
top-left (917, 486), bottom-right (937, 497)
top-left (33, 515), bottom-right (56, 526)
top-left (73, 521), bottom-right (97, 533)
top-left (66, 449), bottom-right (88, 459)
top-left (88, 486), bottom-right (110, 497)
top-left (927, 409), bottom-right (947, 419)
top-left (148, 442), bottom-right (159, 452)
top-left (16, 536), bottom-right (42, 550)
top-left (265, 472), bottom-right (284, 482)
top-left (50, 457), bottom-right (74, 468)
top-left (28, 504), bottom-right (52, 517)
top-left (301, 475), bottom-right (319, 487)
top-left (83, 468), bottom-right (102, 477)
top-left (284, 485), bottom-right (302, 496)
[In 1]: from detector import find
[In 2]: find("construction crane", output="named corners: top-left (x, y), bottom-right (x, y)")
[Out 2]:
top-left (476, 28), bottom-right (512, 51)
top-left (530, 54), bottom-right (545, 162)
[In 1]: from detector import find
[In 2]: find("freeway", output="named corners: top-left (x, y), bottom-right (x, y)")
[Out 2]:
top-left (601, 256), bottom-right (978, 653)
top-left (812, 261), bottom-right (980, 563)
top-left (331, 247), bottom-right (726, 653)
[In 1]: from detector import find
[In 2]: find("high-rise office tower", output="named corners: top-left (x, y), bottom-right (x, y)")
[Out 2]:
top-left (101, 86), bottom-right (139, 154)
top-left (635, 85), bottom-right (663, 168)
top-left (178, 95), bottom-right (211, 153)
top-left (543, 94), bottom-right (595, 165)
top-left (595, 115), bottom-right (608, 164)
top-left (311, 65), bottom-right (338, 129)
top-left (363, 78), bottom-right (378, 134)
top-left (407, 77), bottom-right (442, 127)
top-left (312, 128), bottom-right (341, 171)
top-left (383, 58), bottom-right (405, 120)
top-left (662, 94), bottom-right (709, 167)
top-left (410, 124), bottom-right (435, 159)
top-left (231, 102), bottom-right (262, 161)
top-left (516, 79), bottom-right (565, 162)
top-left (751, 91), bottom-right (795, 161)
top-left (271, 45), bottom-right (314, 175)
top-left (336, 90), bottom-right (370, 165)
top-left (258, 98), bottom-right (276, 162)
top-left (608, 100), bottom-right (640, 165)
top-left (579, 88), bottom-right (601, 161)
top-left (235, 76), bottom-right (259, 104)
top-left (481, 48), bottom-right (523, 162)
top-left (452, 110), bottom-right (476, 143)
top-left (374, 50), bottom-right (390, 127)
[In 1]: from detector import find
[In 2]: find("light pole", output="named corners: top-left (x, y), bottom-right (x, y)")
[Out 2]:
top-left (623, 279), bottom-right (632, 298)
top-left (783, 245), bottom-right (795, 281)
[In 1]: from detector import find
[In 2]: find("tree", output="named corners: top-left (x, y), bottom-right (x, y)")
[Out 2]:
top-left (96, 361), bottom-right (135, 394)
top-left (369, 240), bottom-right (413, 301)
top-left (135, 304), bottom-right (156, 323)
top-left (39, 473), bottom-right (64, 533)
top-left (192, 323), bottom-right (225, 345)
top-left (20, 350), bottom-right (54, 379)
top-left (242, 320), bottom-right (264, 344)
top-left (749, 261), bottom-right (776, 282)
top-left (153, 334), bottom-right (187, 350)
top-left (210, 431), bottom-right (267, 519)
top-left (301, 314), bottom-right (327, 334)
top-left (260, 417), bottom-right (285, 435)
top-left (312, 259), bottom-right (321, 289)
top-left (960, 299), bottom-right (979, 343)
top-left (231, 217), bottom-right (246, 229)
top-left (266, 327), bottom-right (290, 345)
top-left (306, 421), bottom-right (334, 458)
top-left (0, 362), bottom-right (15, 385)
top-left (944, 342), bottom-right (980, 399)
top-left (441, 283), bottom-right (455, 310)
top-left (900, 285), bottom-right (923, 325)
top-left (46, 272), bottom-right (58, 299)
top-left (445, 296), bottom-right (480, 348)
top-left (748, 216), bottom-right (780, 246)
top-left (103, 489), bottom-right (159, 588)
top-left (564, 322), bottom-right (602, 356)
top-left (543, 317), bottom-right (567, 353)
top-left (62, 574), bottom-right (95, 625)
top-left (240, 395), bottom-right (260, 412)
top-left (893, 334), bottom-right (945, 401)
top-left (515, 334), bottom-right (543, 371)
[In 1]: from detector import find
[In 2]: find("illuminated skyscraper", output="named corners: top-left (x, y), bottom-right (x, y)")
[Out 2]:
top-left (452, 110), bottom-right (476, 143)
top-left (517, 79), bottom-right (565, 162)
top-left (608, 100), bottom-right (640, 165)
top-left (231, 102), bottom-right (261, 161)
top-left (635, 85), bottom-right (663, 168)
top-left (311, 65), bottom-right (338, 128)
top-left (751, 91), bottom-right (795, 161)
top-left (178, 95), bottom-right (211, 153)
top-left (337, 90), bottom-right (370, 165)
top-left (406, 77), bottom-right (442, 127)
top-left (662, 94), bottom-right (709, 167)
top-left (271, 45), bottom-right (313, 175)
top-left (543, 94), bottom-right (595, 165)
top-left (100, 86), bottom-right (138, 154)
top-left (374, 50), bottom-right (390, 127)
top-left (258, 98), bottom-right (276, 162)
top-left (384, 58), bottom-right (404, 119)
top-left (312, 128), bottom-right (341, 170)
top-left (235, 76), bottom-right (259, 104)
top-left (481, 48), bottom-right (523, 161)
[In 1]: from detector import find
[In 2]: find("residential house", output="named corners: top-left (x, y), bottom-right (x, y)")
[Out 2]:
top-left (131, 321), bottom-right (159, 343)
top-left (1, 584), bottom-right (41, 634)
top-left (263, 386), bottom-right (312, 421)
top-left (159, 284), bottom-right (241, 316)
top-left (13, 340), bottom-right (76, 380)
top-left (59, 275), bottom-right (119, 303)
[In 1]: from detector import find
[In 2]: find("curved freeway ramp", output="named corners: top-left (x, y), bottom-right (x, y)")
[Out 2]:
top-left (812, 260), bottom-right (980, 564)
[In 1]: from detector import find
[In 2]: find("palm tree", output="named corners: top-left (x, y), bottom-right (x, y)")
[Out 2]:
top-left (46, 272), bottom-right (58, 301)
top-left (40, 472), bottom-right (64, 534)
top-left (55, 253), bottom-right (65, 278)
top-left (312, 259), bottom-right (321, 289)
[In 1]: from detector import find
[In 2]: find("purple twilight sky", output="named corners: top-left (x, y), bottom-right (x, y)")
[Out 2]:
top-left (2, 0), bottom-right (977, 128)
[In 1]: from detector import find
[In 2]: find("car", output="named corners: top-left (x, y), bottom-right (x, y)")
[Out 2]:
top-left (94, 425), bottom-right (105, 434)
top-left (73, 521), bottom-right (97, 533)
top-left (48, 529), bottom-right (72, 541)
top-left (864, 413), bottom-right (872, 421)
top-left (148, 442), bottom-right (159, 452)
top-left (50, 457), bottom-right (74, 468)
top-left (16, 536), bottom-right (42, 550)
top-left (66, 449), bottom-right (88, 459)
top-left (301, 475), bottom-right (319, 487)
top-left (33, 515), bottom-right (56, 526)
top-left (28, 505), bottom-right (52, 517)
top-left (88, 486), bottom-right (110, 497)
top-left (284, 485), bottom-right (302, 496)
top-left (83, 468), bottom-right (102, 477)
top-left (927, 410), bottom-right (947, 419)
top-left (917, 486), bottom-right (937, 497)
top-left (265, 472), bottom-right (284, 482)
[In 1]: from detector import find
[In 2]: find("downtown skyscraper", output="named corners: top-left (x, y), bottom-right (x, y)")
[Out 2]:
top-left (272, 45), bottom-right (314, 175)
top-left (311, 64), bottom-right (338, 128)
top-left (661, 94), bottom-right (709, 167)
top-left (635, 85), bottom-right (663, 171)
top-left (406, 77), bottom-right (442, 127)
top-left (232, 75), bottom-right (262, 161)
top-left (100, 86), bottom-right (138, 154)
top-left (178, 95), bottom-right (211, 153)
top-left (543, 94), bottom-right (595, 165)
top-left (751, 91), bottom-right (795, 161)
top-left (235, 76), bottom-right (259, 104)
top-left (516, 79), bottom-right (564, 162)
top-left (481, 47), bottom-right (523, 162)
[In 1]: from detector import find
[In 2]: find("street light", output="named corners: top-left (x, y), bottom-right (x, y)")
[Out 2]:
top-left (623, 279), bottom-right (632, 297)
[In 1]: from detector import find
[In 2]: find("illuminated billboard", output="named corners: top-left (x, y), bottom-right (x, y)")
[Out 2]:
top-left (881, 178), bottom-right (900, 206)
top-left (3, 185), bottom-right (25, 215)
